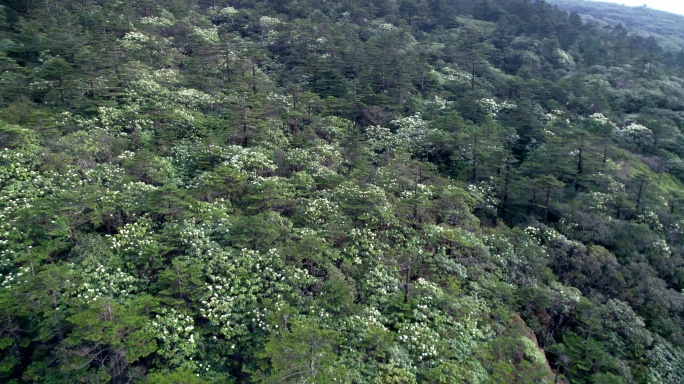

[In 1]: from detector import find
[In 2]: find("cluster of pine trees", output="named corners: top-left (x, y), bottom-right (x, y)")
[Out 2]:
top-left (2, 0), bottom-right (684, 382)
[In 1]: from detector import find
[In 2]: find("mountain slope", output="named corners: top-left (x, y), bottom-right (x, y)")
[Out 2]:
top-left (0, 1), bottom-right (684, 383)
top-left (548, 0), bottom-right (684, 50)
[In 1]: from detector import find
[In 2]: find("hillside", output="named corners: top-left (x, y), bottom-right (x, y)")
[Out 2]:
top-left (548, 0), bottom-right (684, 50)
top-left (1, 1), bottom-right (684, 383)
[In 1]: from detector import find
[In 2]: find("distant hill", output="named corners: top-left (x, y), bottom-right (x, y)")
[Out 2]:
top-left (548, 0), bottom-right (684, 50)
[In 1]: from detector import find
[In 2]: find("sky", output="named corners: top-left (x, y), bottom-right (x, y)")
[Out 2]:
top-left (590, 0), bottom-right (684, 16)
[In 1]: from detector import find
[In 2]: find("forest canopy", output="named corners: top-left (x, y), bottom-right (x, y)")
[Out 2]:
top-left (1, 0), bottom-right (684, 383)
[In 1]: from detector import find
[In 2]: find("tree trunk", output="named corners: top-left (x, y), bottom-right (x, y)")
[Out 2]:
top-left (545, 185), bottom-right (552, 223)
top-left (636, 180), bottom-right (645, 212)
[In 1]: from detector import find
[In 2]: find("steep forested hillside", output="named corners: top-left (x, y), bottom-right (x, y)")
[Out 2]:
top-left (548, 0), bottom-right (684, 51)
top-left (2, 1), bottom-right (684, 383)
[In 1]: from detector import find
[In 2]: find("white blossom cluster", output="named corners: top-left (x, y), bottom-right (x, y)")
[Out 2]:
top-left (0, 149), bottom-right (52, 268)
top-left (303, 198), bottom-right (340, 225)
top-left (649, 238), bottom-right (672, 259)
top-left (366, 125), bottom-right (395, 154)
top-left (447, 311), bottom-right (492, 361)
top-left (285, 144), bottom-right (342, 178)
top-left (121, 31), bottom-right (150, 50)
top-left (549, 281), bottom-right (582, 313)
top-left (171, 218), bottom-right (230, 261)
top-left (107, 217), bottom-right (156, 258)
top-left (365, 114), bottom-right (438, 156)
top-left (28, 79), bottom-right (57, 93)
top-left (466, 180), bottom-right (499, 212)
top-left (539, 109), bottom-right (567, 127)
top-left (341, 227), bottom-right (385, 265)
top-left (175, 88), bottom-right (221, 110)
top-left (372, 21), bottom-right (395, 31)
top-left (391, 114), bottom-right (436, 153)
top-left (265, 92), bottom-right (294, 112)
top-left (259, 16), bottom-right (281, 29)
top-left (523, 226), bottom-right (542, 244)
top-left (180, 144), bottom-right (277, 189)
top-left (1, 265), bottom-right (31, 288)
top-left (69, 263), bottom-right (138, 304)
top-left (317, 116), bottom-right (354, 142)
top-left (327, 182), bottom-right (396, 226)
top-left (336, 307), bottom-right (389, 345)
top-left (422, 95), bottom-right (451, 111)
top-left (361, 264), bottom-right (400, 303)
top-left (434, 67), bottom-right (471, 84)
top-left (477, 98), bottom-right (516, 117)
top-left (192, 26), bottom-right (220, 44)
top-left (637, 210), bottom-right (665, 234)
top-left (556, 48), bottom-right (575, 67)
top-left (199, 248), bottom-right (315, 340)
top-left (616, 122), bottom-right (653, 146)
top-left (147, 308), bottom-right (199, 367)
top-left (222, 145), bottom-right (277, 176)
top-left (588, 112), bottom-right (615, 127)
top-left (397, 322), bottom-right (440, 361)
top-left (65, 105), bottom-right (154, 141)
top-left (140, 16), bottom-right (174, 28)
top-left (208, 6), bottom-right (239, 21)
top-left (399, 183), bottom-right (434, 200)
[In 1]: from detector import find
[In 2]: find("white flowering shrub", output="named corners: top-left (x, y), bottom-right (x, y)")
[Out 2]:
top-left (366, 125), bottom-right (396, 154)
top-left (174, 143), bottom-right (276, 187)
top-left (99, 180), bottom-right (157, 217)
top-left (221, 145), bottom-right (277, 176)
top-left (360, 264), bottom-right (400, 305)
top-left (646, 339), bottom-right (684, 384)
top-left (421, 95), bottom-right (451, 112)
top-left (556, 48), bottom-right (575, 68)
top-left (119, 68), bottom-right (181, 107)
top-left (340, 228), bottom-right (385, 265)
top-left (365, 114), bottom-right (438, 157)
top-left (147, 308), bottom-right (199, 369)
top-left (175, 88), bottom-right (221, 110)
top-left (107, 216), bottom-right (160, 269)
top-left (477, 98), bottom-right (516, 117)
top-left (121, 31), bottom-right (150, 50)
top-left (372, 21), bottom-right (395, 31)
top-left (0, 148), bottom-right (49, 270)
top-left (466, 180), bottom-right (499, 215)
top-left (60, 106), bottom-right (154, 140)
top-left (259, 16), bottom-right (281, 30)
top-left (548, 281), bottom-right (582, 313)
top-left (208, 6), bottom-right (239, 22)
top-left (336, 307), bottom-right (390, 346)
top-left (398, 322), bottom-right (440, 362)
top-left (68, 263), bottom-right (138, 304)
top-left (199, 248), bottom-right (315, 341)
top-left (391, 114), bottom-right (437, 155)
top-left (483, 227), bottom-right (551, 286)
top-left (616, 122), bottom-right (653, 149)
top-left (191, 26), bottom-right (220, 44)
top-left (637, 210), bottom-right (665, 234)
top-left (539, 109), bottom-right (568, 128)
top-left (316, 116), bottom-right (354, 142)
top-left (301, 197), bottom-right (342, 226)
top-left (434, 67), bottom-right (472, 84)
top-left (588, 112), bottom-right (615, 127)
top-left (140, 15), bottom-right (174, 28)
top-left (326, 182), bottom-right (395, 227)
top-left (285, 144), bottom-right (342, 178)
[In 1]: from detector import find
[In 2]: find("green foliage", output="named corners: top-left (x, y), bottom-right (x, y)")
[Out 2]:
top-left (2, 0), bottom-right (684, 383)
